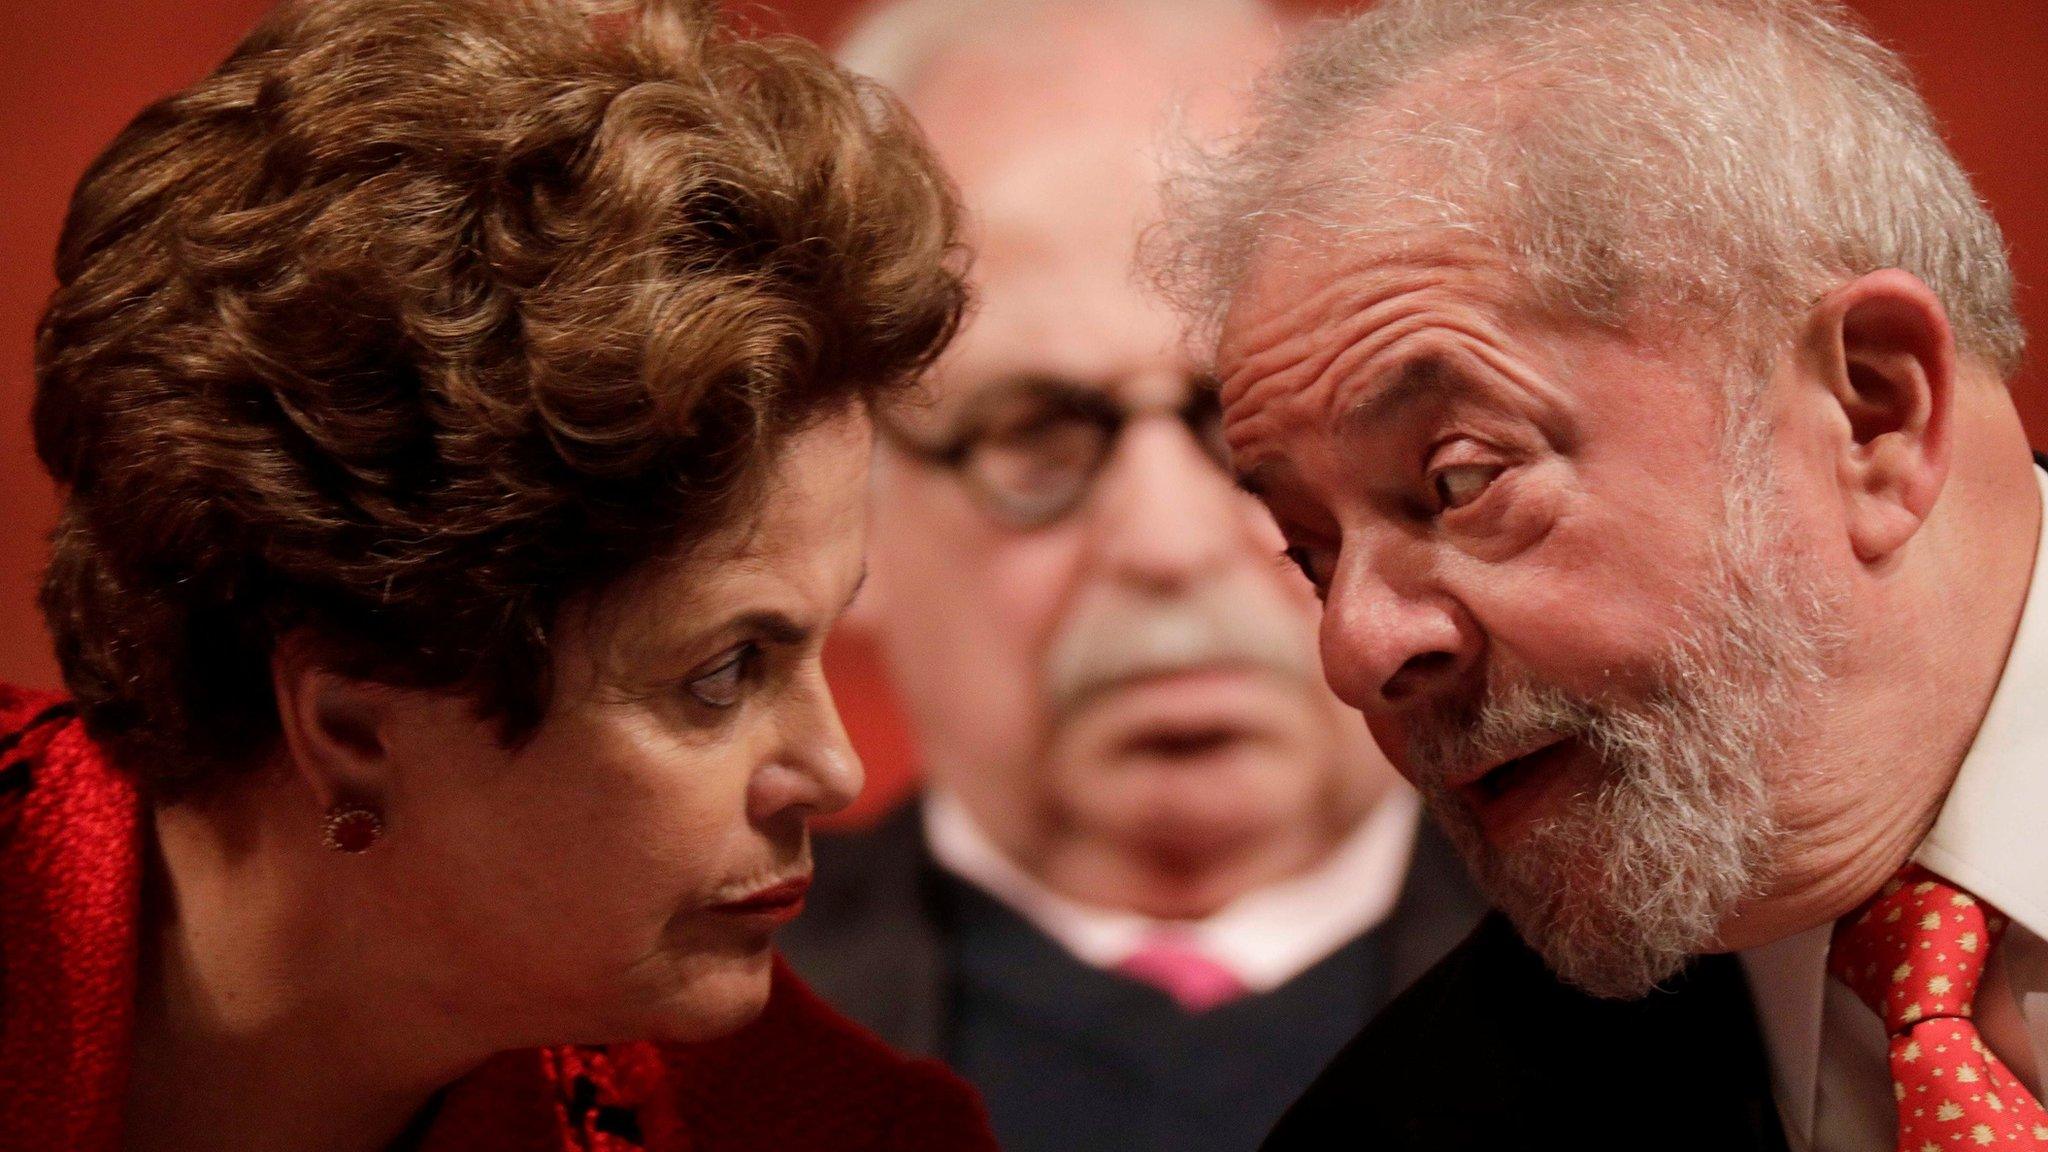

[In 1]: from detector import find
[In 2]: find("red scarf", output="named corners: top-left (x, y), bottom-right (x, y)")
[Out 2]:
top-left (0, 685), bottom-right (994, 1152)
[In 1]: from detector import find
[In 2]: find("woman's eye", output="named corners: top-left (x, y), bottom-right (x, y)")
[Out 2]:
top-left (1430, 463), bottom-right (1503, 511)
top-left (685, 646), bottom-right (755, 709)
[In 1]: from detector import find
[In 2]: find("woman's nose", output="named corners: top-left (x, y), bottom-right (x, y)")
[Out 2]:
top-left (750, 674), bottom-right (864, 826)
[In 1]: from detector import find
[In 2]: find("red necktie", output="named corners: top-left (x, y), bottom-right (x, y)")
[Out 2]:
top-left (1828, 864), bottom-right (2048, 1150)
top-left (1114, 930), bottom-right (1248, 1013)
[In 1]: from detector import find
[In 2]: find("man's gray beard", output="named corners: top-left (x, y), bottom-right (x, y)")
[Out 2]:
top-left (1410, 427), bottom-right (1845, 1000)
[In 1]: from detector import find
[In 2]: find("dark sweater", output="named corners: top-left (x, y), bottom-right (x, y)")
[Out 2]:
top-left (785, 800), bottom-right (1487, 1151)
top-left (942, 873), bottom-right (1396, 1152)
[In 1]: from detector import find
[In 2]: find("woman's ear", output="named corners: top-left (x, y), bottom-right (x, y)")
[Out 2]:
top-left (270, 633), bottom-right (400, 808)
top-left (1796, 268), bottom-right (1956, 564)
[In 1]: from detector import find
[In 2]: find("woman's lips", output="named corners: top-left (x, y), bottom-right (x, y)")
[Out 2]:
top-left (710, 875), bottom-right (811, 925)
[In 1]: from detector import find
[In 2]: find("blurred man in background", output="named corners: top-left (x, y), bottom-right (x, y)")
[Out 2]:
top-left (779, 3), bottom-right (1483, 1150)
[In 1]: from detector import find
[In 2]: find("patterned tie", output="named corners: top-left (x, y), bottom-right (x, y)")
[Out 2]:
top-left (1828, 864), bottom-right (2048, 1150)
top-left (1114, 930), bottom-right (1249, 1013)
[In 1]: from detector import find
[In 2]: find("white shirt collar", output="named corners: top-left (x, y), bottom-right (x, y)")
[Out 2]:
top-left (1740, 462), bottom-right (2048, 1146)
top-left (922, 786), bottom-right (1423, 993)
top-left (1740, 925), bottom-right (1833, 1144)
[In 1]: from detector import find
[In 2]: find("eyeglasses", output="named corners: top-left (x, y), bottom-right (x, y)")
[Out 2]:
top-left (880, 376), bottom-right (1231, 528)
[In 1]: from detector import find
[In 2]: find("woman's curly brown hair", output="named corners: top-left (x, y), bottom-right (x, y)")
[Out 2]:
top-left (32, 0), bottom-right (966, 796)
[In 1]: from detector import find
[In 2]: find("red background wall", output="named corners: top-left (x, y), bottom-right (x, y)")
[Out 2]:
top-left (3, 1), bottom-right (2043, 824)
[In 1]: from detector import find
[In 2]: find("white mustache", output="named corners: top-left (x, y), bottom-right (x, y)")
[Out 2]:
top-left (1408, 677), bottom-right (1598, 788)
top-left (1042, 580), bottom-right (1319, 716)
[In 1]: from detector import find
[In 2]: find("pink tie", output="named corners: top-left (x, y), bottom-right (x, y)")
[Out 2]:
top-left (1115, 930), bottom-right (1249, 1012)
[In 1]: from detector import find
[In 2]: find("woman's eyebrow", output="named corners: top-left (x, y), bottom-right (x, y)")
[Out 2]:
top-left (706, 610), bottom-right (810, 647)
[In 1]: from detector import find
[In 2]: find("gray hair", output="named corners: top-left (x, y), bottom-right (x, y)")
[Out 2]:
top-left (1153, 0), bottom-right (2024, 378)
top-left (838, 0), bottom-right (1274, 95)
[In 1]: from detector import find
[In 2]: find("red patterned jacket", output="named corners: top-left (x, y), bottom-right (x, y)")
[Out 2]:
top-left (0, 685), bottom-right (997, 1152)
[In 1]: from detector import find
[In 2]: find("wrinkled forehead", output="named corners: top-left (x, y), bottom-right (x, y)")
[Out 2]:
top-left (1215, 225), bottom-right (1526, 405)
top-left (1199, 71), bottom-right (1560, 376)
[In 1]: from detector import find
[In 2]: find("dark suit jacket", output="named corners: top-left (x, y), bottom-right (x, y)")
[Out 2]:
top-left (781, 797), bottom-right (1487, 1058)
top-left (1261, 911), bottom-right (1790, 1151)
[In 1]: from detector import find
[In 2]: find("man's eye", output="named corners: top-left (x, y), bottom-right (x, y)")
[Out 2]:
top-left (1430, 464), bottom-right (1503, 511)
top-left (685, 646), bottom-right (756, 709)
top-left (1280, 545), bottom-right (1330, 600)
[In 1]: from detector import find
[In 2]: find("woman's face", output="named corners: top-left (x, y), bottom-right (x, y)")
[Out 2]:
top-left (368, 411), bottom-right (873, 1047)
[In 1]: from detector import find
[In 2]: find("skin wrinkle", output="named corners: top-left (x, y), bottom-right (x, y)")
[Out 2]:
top-left (1220, 244), bottom-right (1529, 448)
top-left (1230, 249), bottom-right (1691, 618)
top-left (1421, 380), bottom-right (1828, 994)
top-left (1219, 250), bottom-right (2034, 997)
top-left (1166, 5), bottom-right (2041, 1046)
top-left (1215, 219), bottom-right (1863, 996)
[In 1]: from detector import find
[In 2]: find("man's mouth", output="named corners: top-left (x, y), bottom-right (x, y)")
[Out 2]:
top-left (1448, 738), bottom-right (1582, 834)
top-left (1088, 666), bottom-right (1286, 762)
top-left (1119, 721), bottom-right (1246, 760)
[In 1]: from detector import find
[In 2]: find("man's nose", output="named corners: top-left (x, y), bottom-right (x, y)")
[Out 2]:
top-left (1317, 543), bottom-right (1475, 716)
top-left (751, 671), bottom-right (864, 827)
top-left (1084, 414), bottom-right (1247, 591)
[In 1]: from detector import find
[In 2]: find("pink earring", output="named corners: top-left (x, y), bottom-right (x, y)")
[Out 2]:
top-left (321, 801), bottom-right (385, 853)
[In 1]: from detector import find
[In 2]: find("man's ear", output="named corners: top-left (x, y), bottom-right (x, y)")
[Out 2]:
top-left (271, 633), bottom-right (400, 809)
top-left (1798, 268), bottom-right (1956, 564)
